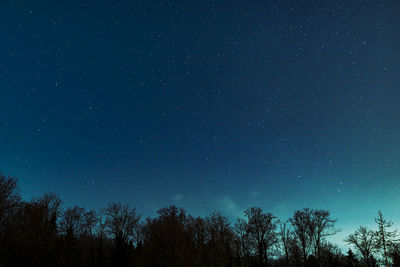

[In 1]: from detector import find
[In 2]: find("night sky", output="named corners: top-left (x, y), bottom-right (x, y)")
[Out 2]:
top-left (1, 0), bottom-right (400, 247)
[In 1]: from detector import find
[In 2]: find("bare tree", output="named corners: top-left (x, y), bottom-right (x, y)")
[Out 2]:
top-left (311, 209), bottom-right (339, 264)
top-left (105, 202), bottom-right (141, 246)
top-left (0, 175), bottom-right (21, 266)
top-left (345, 226), bottom-right (379, 266)
top-left (244, 207), bottom-right (279, 266)
top-left (82, 209), bottom-right (98, 237)
top-left (289, 208), bottom-right (313, 264)
top-left (105, 202), bottom-right (141, 266)
top-left (279, 222), bottom-right (291, 266)
top-left (96, 208), bottom-right (107, 241)
top-left (31, 192), bottom-right (63, 236)
top-left (205, 212), bottom-right (234, 266)
top-left (59, 206), bottom-right (85, 266)
top-left (288, 234), bottom-right (303, 266)
top-left (234, 217), bottom-right (251, 265)
top-left (375, 210), bottom-right (398, 267)
top-left (187, 215), bottom-right (207, 264)
top-left (59, 206), bottom-right (85, 237)
top-left (318, 241), bottom-right (343, 266)
top-left (0, 175), bottom-right (21, 228)
top-left (206, 212), bottom-right (233, 244)
top-left (188, 215), bottom-right (207, 251)
top-left (95, 209), bottom-right (108, 267)
top-left (81, 209), bottom-right (98, 267)
top-left (289, 208), bottom-right (339, 265)
top-left (20, 192), bottom-right (63, 266)
top-left (142, 206), bottom-right (190, 266)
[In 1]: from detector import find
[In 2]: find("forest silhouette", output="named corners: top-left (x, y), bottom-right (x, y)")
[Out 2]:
top-left (1, 174), bottom-right (399, 267)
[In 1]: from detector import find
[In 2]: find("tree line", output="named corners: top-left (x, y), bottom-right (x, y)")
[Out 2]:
top-left (0, 174), bottom-right (399, 267)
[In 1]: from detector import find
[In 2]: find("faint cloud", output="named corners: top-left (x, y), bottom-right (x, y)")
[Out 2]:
top-left (172, 194), bottom-right (183, 202)
top-left (250, 191), bottom-right (261, 198)
top-left (271, 201), bottom-right (294, 219)
top-left (222, 196), bottom-right (237, 211)
top-left (217, 195), bottom-right (242, 218)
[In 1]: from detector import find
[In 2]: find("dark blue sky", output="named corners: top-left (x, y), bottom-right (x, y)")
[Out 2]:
top-left (1, 0), bottom-right (400, 247)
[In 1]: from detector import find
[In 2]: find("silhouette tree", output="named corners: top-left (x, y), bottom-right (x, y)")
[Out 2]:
top-left (289, 208), bottom-right (313, 264)
top-left (59, 206), bottom-right (85, 266)
top-left (17, 193), bottom-right (63, 266)
top-left (288, 230), bottom-right (303, 266)
top-left (319, 242), bottom-right (343, 267)
top-left (142, 205), bottom-right (190, 266)
top-left (95, 209), bottom-right (109, 267)
top-left (244, 207), bottom-right (279, 266)
top-left (186, 215), bottom-right (209, 266)
top-left (82, 209), bottom-right (98, 236)
top-left (311, 209), bottom-right (339, 265)
top-left (375, 210), bottom-right (398, 267)
top-left (205, 212), bottom-right (234, 266)
top-left (81, 209), bottom-right (98, 267)
top-left (345, 248), bottom-right (359, 267)
top-left (288, 208), bottom-right (339, 266)
top-left (279, 222), bottom-right (291, 266)
top-left (234, 217), bottom-right (251, 266)
top-left (60, 206), bottom-right (85, 237)
top-left (0, 175), bottom-right (21, 266)
top-left (0, 174), bottom-right (20, 228)
top-left (105, 202), bottom-right (141, 266)
top-left (345, 226), bottom-right (379, 267)
top-left (34, 192), bottom-right (63, 230)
